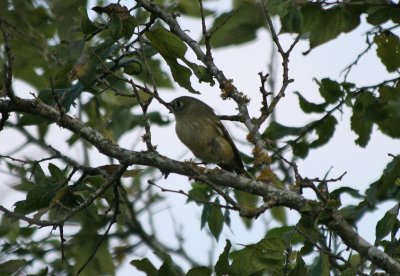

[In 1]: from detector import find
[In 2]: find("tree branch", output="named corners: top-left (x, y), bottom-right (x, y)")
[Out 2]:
top-left (0, 97), bottom-right (399, 274)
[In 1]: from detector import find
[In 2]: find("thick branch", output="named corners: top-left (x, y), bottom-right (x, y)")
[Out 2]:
top-left (0, 98), bottom-right (399, 274)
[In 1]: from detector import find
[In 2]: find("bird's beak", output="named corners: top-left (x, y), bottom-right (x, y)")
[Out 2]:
top-left (166, 102), bottom-right (173, 113)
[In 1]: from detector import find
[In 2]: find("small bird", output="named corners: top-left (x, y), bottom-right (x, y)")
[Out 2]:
top-left (168, 96), bottom-right (250, 177)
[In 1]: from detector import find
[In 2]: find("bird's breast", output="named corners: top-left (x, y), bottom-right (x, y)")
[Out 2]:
top-left (175, 118), bottom-right (220, 163)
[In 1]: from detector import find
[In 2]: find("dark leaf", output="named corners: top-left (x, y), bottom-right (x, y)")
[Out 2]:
top-left (317, 78), bottom-right (344, 104)
top-left (130, 258), bottom-right (157, 276)
top-left (230, 238), bottom-right (286, 275)
top-left (330, 187), bottom-right (363, 201)
top-left (374, 31), bottom-right (400, 72)
top-left (158, 255), bottom-right (180, 276)
top-left (146, 27), bottom-right (198, 93)
top-left (376, 85), bottom-right (400, 138)
top-left (186, 266), bottom-right (212, 276)
top-left (0, 259), bottom-right (27, 276)
top-left (291, 141), bottom-right (309, 159)
top-left (207, 4), bottom-right (264, 48)
top-left (263, 121), bottom-right (303, 140)
top-left (208, 198), bottom-right (224, 240)
top-left (295, 92), bottom-right (328, 113)
top-left (78, 6), bottom-right (99, 34)
top-left (310, 115), bottom-right (337, 148)
top-left (215, 240), bottom-right (231, 276)
top-left (281, 6), bottom-right (303, 33)
top-left (188, 182), bottom-right (212, 203)
top-left (372, 156), bottom-right (400, 201)
top-left (288, 254), bottom-right (309, 276)
top-left (301, 4), bottom-right (361, 48)
top-left (375, 206), bottom-right (399, 244)
top-left (48, 163), bottom-right (65, 182)
top-left (108, 14), bottom-right (123, 41)
top-left (310, 253), bottom-right (329, 276)
top-left (367, 6), bottom-right (400, 25)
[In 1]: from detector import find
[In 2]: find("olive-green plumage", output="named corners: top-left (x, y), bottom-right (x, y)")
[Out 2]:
top-left (169, 96), bottom-right (250, 177)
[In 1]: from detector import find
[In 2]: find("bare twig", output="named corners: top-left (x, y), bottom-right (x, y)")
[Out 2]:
top-left (198, 0), bottom-right (212, 60)
top-left (0, 18), bottom-right (16, 101)
top-left (148, 179), bottom-right (238, 211)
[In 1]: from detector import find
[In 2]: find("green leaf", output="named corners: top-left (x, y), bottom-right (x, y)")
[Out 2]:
top-left (230, 238), bottom-right (286, 275)
top-left (122, 15), bottom-right (136, 39)
top-left (186, 63), bottom-right (215, 86)
top-left (108, 14), bottom-right (123, 41)
top-left (135, 58), bottom-right (173, 88)
top-left (188, 182), bottom-right (212, 203)
top-left (267, 0), bottom-right (293, 17)
top-left (78, 6), bottom-right (99, 34)
top-left (376, 156), bottom-right (400, 200)
top-left (71, 231), bottom-right (115, 276)
top-left (295, 92), bottom-right (327, 113)
top-left (146, 27), bottom-right (198, 93)
top-left (234, 190), bottom-right (258, 211)
top-left (288, 253), bottom-right (309, 276)
top-left (208, 198), bottom-right (224, 240)
top-left (270, 207), bottom-right (287, 225)
top-left (130, 258), bottom-right (158, 276)
top-left (281, 6), bottom-right (303, 33)
top-left (33, 164), bottom-right (46, 183)
top-left (263, 121), bottom-right (303, 140)
top-left (375, 207), bottom-right (399, 244)
top-left (0, 259), bottom-right (27, 276)
top-left (48, 163), bottom-right (65, 182)
top-left (350, 92), bottom-right (375, 147)
top-left (165, 57), bottom-right (198, 93)
top-left (208, 4), bottom-right (264, 48)
top-left (330, 187), bottom-right (363, 201)
top-left (310, 115), bottom-right (337, 148)
top-left (265, 226), bottom-right (304, 245)
top-left (301, 4), bottom-right (361, 48)
top-left (341, 254), bottom-right (361, 276)
top-left (317, 78), bottom-right (344, 104)
top-left (367, 6), bottom-right (400, 26)
top-left (215, 240), bottom-right (231, 276)
top-left (14, 165), bottom-right (62, 215)
top-left (123, 60), bottom-right (142, 75)
top-left (186, 266), bottom-right (212, 276)
top-left (173, 0), bottom-right (213, 17)
top-left (146, 27), bottom-right (187, 59)
top-left (200, 204), bottom-right (210, 229)
top-left (376, 85), bottom-right (400, 138)
top-left (18, 114), bottom-right (50, 126)
top-left (310, 253), bottom-right (329, 276)
top-left (338, 204), bottom-right (367, 225)
top-left (374, 31), bottom-right (400, 72)
top-left (291, 141), bottom-right (309, 159)
top-left (158, 256), bottom-right (180, 276)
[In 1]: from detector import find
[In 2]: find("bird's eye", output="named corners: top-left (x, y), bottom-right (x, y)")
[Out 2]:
top-left (175, 100), bottom-right (182, 109)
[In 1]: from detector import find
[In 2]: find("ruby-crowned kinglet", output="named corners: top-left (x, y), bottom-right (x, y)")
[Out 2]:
top-left (168, 96), bottom-right (250, 177)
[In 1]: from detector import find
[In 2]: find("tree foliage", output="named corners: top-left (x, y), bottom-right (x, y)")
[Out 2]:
top-left (0, 0), bottom-right (400, 275)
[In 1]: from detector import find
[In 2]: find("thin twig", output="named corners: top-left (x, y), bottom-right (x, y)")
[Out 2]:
top-left (0, 18), bottom-right (16, 101)
top-left (198, 0), bottom-right (212, 60)
top-left (148, 179), bottom-right (238, 211)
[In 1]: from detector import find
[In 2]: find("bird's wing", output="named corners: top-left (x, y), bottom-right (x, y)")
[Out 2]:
top-left (207, 116), bottom-right (247, 174)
